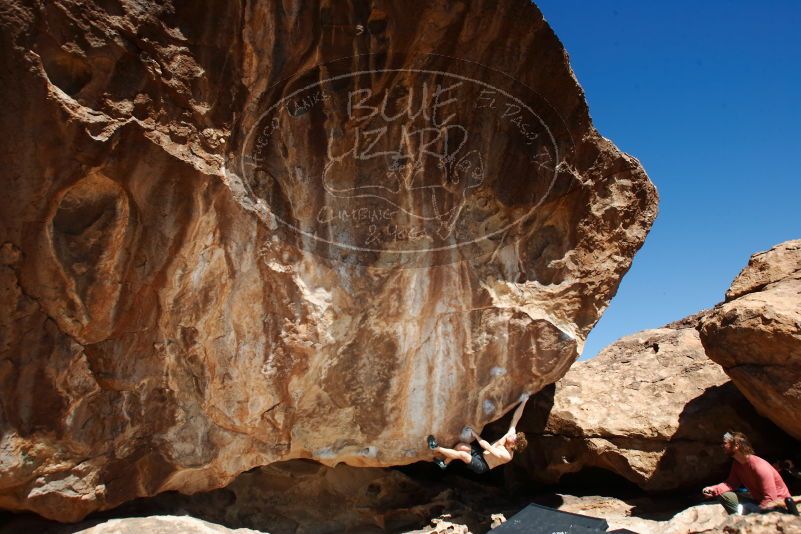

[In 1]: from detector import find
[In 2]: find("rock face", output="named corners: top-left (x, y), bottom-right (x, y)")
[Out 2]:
top-left (699, 512), bottom-right (801, 534)
top-left (4, 460), bottom-right (523, 534)
top-left (557, 495), bottom-right (729, 534)
top-left (558, 495), bottom-right (801, 534)
top-left (76, 517), bottom-right (263, 534)
top-left (699, 240), bottom-right (801, 442)
top-left (509, 323), bottom-right (794, 491)
top-left (0, 0), bottom-right (657, 521)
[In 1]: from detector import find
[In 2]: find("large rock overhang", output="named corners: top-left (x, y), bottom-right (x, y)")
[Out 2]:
top-left (0, 0), bottom-right (657, 521)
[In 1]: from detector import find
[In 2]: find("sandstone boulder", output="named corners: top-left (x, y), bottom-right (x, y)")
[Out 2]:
top-left (508, 323), bottom-right (794, 491)
top-left (699, 240), bottom-right (801, 441)
top-left (3, 460), bottom-right (523, 534)
top-left (698, 512), bottom-right (801, 534)
top-left (75, 517), bottom-right (263, 534)
top-left (0, 0), bottom-right (656, 521)
top-left (557, 494), bottom-right (728, 534)
top-left (558, 495), bottom-right (801, 534)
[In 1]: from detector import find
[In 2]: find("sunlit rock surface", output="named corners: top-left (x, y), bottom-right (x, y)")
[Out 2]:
top-left (0, 0), bottom-right (656, 521)
top-left (699, 240), bottom-right (801, 441)
top-left (510, 320), bottom-right (794, 491)
top-left (75, 517), bottom-right (262, 534)
top-left (558, 495), bottom-right (801, 534)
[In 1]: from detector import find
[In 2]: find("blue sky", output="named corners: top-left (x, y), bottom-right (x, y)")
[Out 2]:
top-left (534, 1), bottom-right (801, 359)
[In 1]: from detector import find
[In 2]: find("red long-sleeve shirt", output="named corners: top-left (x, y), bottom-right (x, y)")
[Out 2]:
top-left (709, 454), bottom-right (791, 507)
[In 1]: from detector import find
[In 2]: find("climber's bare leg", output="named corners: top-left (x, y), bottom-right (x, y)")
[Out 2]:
top-left (454, 442), bottom-right (472, 453)
top-left (435, 442), bottom-right (472, 465)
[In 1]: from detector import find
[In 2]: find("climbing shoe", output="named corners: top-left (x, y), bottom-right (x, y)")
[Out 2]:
top-left (427, 435), bottom-right (438, 450)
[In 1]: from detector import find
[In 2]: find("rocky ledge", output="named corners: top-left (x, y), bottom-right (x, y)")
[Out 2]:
top-left (699, 240), bottom-right (801, 441)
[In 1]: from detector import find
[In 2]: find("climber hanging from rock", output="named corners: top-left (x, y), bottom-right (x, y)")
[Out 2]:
top-left (426, 393), bottom-right (530, 474)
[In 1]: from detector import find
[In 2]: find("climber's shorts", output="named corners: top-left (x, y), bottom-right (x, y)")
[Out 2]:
top-left (467, 443), bottom-right (490, 474)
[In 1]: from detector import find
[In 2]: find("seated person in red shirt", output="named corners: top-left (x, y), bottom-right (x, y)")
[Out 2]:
top-left (702, 431), bottom-right (791, 515)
